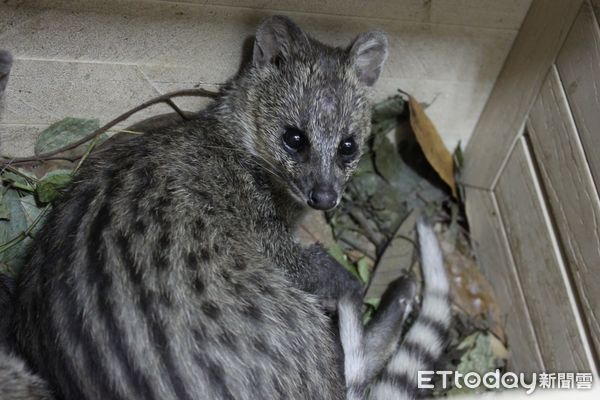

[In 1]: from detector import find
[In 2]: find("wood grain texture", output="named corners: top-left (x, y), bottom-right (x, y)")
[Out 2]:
top-left (495, 138), bottom-right (589, 372)
top-left (465, 187), bottom-right (544, 374)
top-left (463, 0), bottom-right (583, 189)
top-left (527, 66), bottom-right (600, 361)
top-left (589, 0), bottom-right (600, 22)
top-left (556, 0), bottom-right (600, 196)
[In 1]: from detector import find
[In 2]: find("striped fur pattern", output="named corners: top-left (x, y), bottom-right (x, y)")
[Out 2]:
top-left (339, 277), bottom-right (416, 400)
top-left (340, 220), bottom-right (451, 400)
top-left (0, 352), bottom-right (52, 400)
top-left (0, 275), bottom-right (52, 400)
top-left (5, 16), bottom-right (390, 400)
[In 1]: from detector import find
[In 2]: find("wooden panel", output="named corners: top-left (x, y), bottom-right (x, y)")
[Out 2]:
top-left (463, 0), bottom-right (583, 189)
top-left (589, 0), bottom-right (600, 26)
top-left (495, 138), bottom-right (589, 372)
top-left (556, 0), bottom-right (600, 195)
top-left (466, 188), bottom-right (544, 374)
top-left (527, 66), bottom-right (600, 362)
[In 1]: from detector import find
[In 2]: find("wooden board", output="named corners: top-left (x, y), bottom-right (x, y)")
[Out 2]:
top-left (556, 0), bottom-right (600, 196)
top-left (589, 0), bottom-right (600, 26)
top-left (466, 187), bottom-right (544, 374)
top-left (494, 138), bottom-right (590, 372)
top-left (527, 66), bottom-right (600, 363)
top-left (463, 0), bottom-right (583, 189)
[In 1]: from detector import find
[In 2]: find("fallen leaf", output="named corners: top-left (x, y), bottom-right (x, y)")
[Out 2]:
top-left (357, 257), bottom-right (372, 284)
top-left (408, 96), bottom-right (457, 198)
top-left (35, 118), bottom-right (101, 155)
top-left (445, 332), bottom-right (507, 395)
top-left (371, 95), bottom-right (407, 124)
top-left (35, 170), bottom-right (72, 204)
top-left (327, 244), bottom-right (360, 280)
top-left (19, 194), bottom-right (43, 227)
top-left (364, 210), bottom-right (418, 300)
top-left (0, 191), bottom-right (9, 220)
top-left (0, 190), bottom-right (31, 274)
top-left (1, 168), bottom-right (37, 191)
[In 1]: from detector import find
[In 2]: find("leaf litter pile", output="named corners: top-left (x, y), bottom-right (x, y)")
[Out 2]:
top-left (2, 90), bottom-right (507, 396)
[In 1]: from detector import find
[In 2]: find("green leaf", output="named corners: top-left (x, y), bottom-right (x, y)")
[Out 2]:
top-left (0, 191), bottom-right (10, 220)
top-left (372, 96), bottom-right (407, 124)
top-left (0, 262), bottom-right (11, 276)
top-left (35, 117), bottom-right (100, 154)
top-left (352, 172), bottom-right (380, 198)
top-left (35, 170), bottom-right (72, 204)
top-left (19, 194), bottom-right (43, 227)
top-left (1, 169), bottom-right (37, 192)
top-left (357, 257), bottom-right (371, 284)
top-left (447, 332), bottom-right (506, 396)
top-left (363, 298), bottom-right (381, 309)
top-left (0, 190), bottom-right (31, 275)
top-left (371, 118), bottom-right (399, 138)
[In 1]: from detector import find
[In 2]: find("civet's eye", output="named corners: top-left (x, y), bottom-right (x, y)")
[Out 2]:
top-left (338, 137), bottom-right (358, 159)
top-left (282, 127), bottom-right (308, 153)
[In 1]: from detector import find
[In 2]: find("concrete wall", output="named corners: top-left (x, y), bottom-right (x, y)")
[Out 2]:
top-left (0, 0), bottom-right (531, 156)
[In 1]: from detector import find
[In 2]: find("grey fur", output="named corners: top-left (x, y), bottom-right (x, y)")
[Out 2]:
top-left (1, 276), bottom-right (52, 400)
top-left (5, 16), bottom-right (390, 400)
top-left (0, 352), bottom-right (52, 400)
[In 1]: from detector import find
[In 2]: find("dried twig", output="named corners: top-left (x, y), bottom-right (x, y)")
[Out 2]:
top-left (347, 206), bottom-right (387, 251)
top-left (1, 88), bottom-right (219, 167)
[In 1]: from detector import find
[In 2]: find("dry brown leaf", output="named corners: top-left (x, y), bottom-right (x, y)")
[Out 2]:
top-left (442, 234), bottom-right (506, 344)
top-left (408, 95), bottom-right (457, 198)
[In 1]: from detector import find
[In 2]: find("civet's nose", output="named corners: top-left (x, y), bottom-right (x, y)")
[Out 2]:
top-left (307, 185), bottom-right (338, 210)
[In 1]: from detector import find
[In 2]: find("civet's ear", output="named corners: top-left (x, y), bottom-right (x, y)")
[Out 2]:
top-left (253, 16), bottom-right (308, 67)
top-left (348, 31), bottom-right (388, 86)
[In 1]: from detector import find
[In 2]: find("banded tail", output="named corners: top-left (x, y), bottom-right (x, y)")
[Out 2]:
top-left (340, 219), bottom-right (452, 400)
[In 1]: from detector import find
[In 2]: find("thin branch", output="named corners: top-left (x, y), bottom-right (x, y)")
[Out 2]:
top-left (0, 204), bottom-right (50, 254)
top-left (1, 88), bottom-right (219, 167)
top-left (73, 134), bottom-right (102, 175)
top-left (165, 98), bottom-right (189, 120)
top-left (347, 205), bottom-right (387, 249)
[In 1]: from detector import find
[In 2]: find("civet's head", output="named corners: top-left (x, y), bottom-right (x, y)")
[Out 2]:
top-left (233, 16), bottom-right (388, 211)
